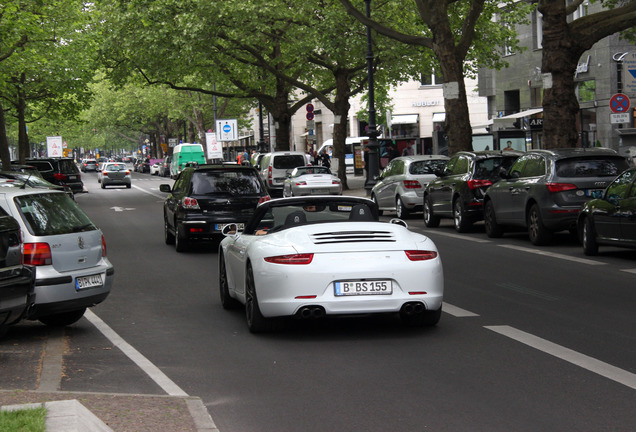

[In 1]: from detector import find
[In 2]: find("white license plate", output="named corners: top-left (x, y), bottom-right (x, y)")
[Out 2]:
top-left (334, 280), bottom-right (392, 296)
top-left (311, 189), bottom-right (329, 194)
top-left (215, 223), bottom-right (244, 231)
top-left (75, 274), bottom-right (103, 290)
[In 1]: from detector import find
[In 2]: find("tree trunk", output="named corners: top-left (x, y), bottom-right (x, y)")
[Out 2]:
top-left (539, 1), bottom-right (580, 148)
top-left (17, 85), bottom-right (30, 163)
top-left (0, 101), bottom-right (12, 170)
top-left (332, 72), bottom-right (351, 190)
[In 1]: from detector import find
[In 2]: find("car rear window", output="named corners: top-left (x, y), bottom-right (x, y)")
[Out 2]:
top-left (14, 193), bottom-right (96, 236)
top-left (474, 156), bottom-right (518, 180)
top-left (59, 159), bottom-right (80, 174)
top-left (273, 155), bottom-right (306, 170)
top-left (555, 157), bottom-right (629, 178)
top-left (26, 161), bottom-right (53, 172)
top-left (409, 160), bottom-right (447, 175)
top-left (192, 170), bottom-right (264, 195)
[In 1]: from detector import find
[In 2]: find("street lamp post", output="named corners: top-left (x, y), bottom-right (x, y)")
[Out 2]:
top-left (364, 0), bottom-right (380, 195)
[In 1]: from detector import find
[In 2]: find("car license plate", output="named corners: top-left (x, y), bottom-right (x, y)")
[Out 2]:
top-left (334, 280), bottom-right (392, 296)
top-left (215, 223), bottom-right (244, 231)
top-left (69, 175), bottom-right (77, 180)
top-left (75, 274), bottom-right (103, 290)
top-left (585, 188), bottom-right (602, 197)
top-left (311, 189), bottom-right (328, 194)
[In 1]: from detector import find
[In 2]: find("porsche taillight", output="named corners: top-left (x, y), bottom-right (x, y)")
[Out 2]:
top-left (405, 250), bottom-right (438, 261)
top-left (264, 254), bottom-right (314, 265)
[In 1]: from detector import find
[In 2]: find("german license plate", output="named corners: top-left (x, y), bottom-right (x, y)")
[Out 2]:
top-left (75, 274), bottom-right (103, 290)
top-left (585, 188), bottom-right (602, 197)
top-left (311, 189), bottom-right (328, 194)
top-left (69, 175), bottom-right (77, 180)
top-left (334, 280), bottom-right (392, 296)
top-left (215, 223), bottom-right (244, 231)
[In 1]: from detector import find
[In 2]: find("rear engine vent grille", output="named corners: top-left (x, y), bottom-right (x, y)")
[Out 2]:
top-left (311, 230), bottom-right (396, 244)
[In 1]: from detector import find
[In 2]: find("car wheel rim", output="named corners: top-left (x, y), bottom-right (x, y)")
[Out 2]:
top-left (396, 199), bottom-right (402, 218)
top-left (454, 203), bottom-right (462, 227)
top-left (529, 210), bottom-right (538, 239)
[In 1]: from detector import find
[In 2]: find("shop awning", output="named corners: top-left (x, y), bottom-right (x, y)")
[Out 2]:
top-left (391, 114), bottom-right (419, 124)
top-left (493, 108), bottom-right (543, 121)
top-left (432, 113), bottom-right (446, 123)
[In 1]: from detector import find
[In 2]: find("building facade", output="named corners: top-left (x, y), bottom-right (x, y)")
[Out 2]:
top-left (477, 2), bottom-right (636, 156)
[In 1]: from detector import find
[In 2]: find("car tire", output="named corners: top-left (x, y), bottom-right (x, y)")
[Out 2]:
top-left (126, 184), bottom-right (131, 189)
top-left (484, 200), bottom-right (504, 238)
top-left (164, 217), bottom-right (175, 245)
top-left (219, 253), bottom-right (240, 309)
top-left (245, 263), bottom-right (278, 333)
top-left (38, 308), bottom-right (86, 327)
top-left (396, 196), bottom-right (410, 219)
top-left (527, 204), bottom-right (552, 245)
top-left (372, 194), bottom-right (383, 216)
top-left (423, 195), bottom-right (440, 228)
top-left (101, 182), bottom-right (105, 189)
top-left (400, 306), bottom-right (441, 327)
top-left (582, 217), bottom-right (599, 256)
top-left (175, 222), bottom-right (188, 252)
top-left (453, 199), bottom-right (470, 233)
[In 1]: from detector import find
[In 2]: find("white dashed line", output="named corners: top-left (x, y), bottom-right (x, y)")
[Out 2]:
top-left (498, 244), bottom-right (605, 265)
top-left (442, 302), bottom-right (480, 317)
top-left (485, 325), bottom-right (636, 390)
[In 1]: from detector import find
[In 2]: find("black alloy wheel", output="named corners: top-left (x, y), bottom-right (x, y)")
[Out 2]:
top-left (423, 196), bottom-right (440, 227)
top-left (582, 217), bottom-right (599, 256)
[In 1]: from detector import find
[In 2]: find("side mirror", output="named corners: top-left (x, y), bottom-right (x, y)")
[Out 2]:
top-left (159, 184), bottom-right (171, 193)
top-left (222, 223), bottom-right (239, 237)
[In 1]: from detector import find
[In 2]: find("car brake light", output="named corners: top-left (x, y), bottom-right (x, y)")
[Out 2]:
top-left (101, 235), bottom-right (107, 257)
top-left (268, 166), bottom-right (273, 185)
top-left (332, 179), bottom-right (341, 184)
top-left (102, 171), bottom-right (108, 177)
top-left (295, 181), bottom-right (307, 186)
top-left (467, 179), bottom-right (493, 190)
top-left (23, 242), bottom-right (52, 266)
top-left (264, 253), bottom-right (314, 265)
top-left (258, 196), bottom-right (271, 205)
top-left (53, 173), bottom-right (68, 181)
top-left (405, 250), bottom-right (438, 261)
top-left (546, 183), bottom-right (577, 193)
top-left (182, 197), bottom-right (200, 209)
top-left (402, 180), bottom-right (421, 189)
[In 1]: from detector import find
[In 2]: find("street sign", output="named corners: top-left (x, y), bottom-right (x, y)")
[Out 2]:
top-left (609, 93), bottom-right (630, 113)
top-left (205, 132), bottom-right (223, 159)
top-left (610, 113), bottom-right (631, 124)
top-left (306, 112), bottom-right (315, 120)
top-left (215, 119), bottom-right (238, 142)
top-left (624, 52), bottom-right (636, 96)
top-left (46, 136), bottom-right (63, 157)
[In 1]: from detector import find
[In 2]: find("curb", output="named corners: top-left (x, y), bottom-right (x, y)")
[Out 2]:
top-left (2, 399), bottom-right (113, 432)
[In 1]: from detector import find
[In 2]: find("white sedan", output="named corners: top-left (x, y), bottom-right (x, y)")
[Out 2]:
top-left (218, 196), bottom-right (444, 332)
top-left (282, 166), bottom-right (342, 197)
top-left (149, 162), bottom-right (161, 175)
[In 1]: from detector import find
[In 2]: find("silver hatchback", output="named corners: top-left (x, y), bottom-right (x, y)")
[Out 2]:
top-left (371, 155), bottom-right (449, 218)
top-left (0, 182), bottom-right (114, 326)
top-left (98, 162), bottom-right (131, 189)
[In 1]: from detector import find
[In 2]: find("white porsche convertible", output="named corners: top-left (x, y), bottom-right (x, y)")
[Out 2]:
top-left (218, 196), bottom-right (444, 332)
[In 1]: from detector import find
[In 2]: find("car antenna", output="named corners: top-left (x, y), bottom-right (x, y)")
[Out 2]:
top-left (20, 172), bottom-right (34, 189)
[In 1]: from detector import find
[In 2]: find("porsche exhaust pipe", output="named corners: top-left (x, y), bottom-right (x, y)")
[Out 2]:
top-left (297, 306), bottom-right (326, 319)
top-left (401, 302), bottom-right (425, 316)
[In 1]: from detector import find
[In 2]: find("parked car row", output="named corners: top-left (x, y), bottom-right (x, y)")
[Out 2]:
top-left (406, 148), bottom-right (634, 255)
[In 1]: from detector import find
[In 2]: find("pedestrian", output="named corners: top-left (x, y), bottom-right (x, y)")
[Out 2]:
top-left (387, 143), bottom-right (399, 161)
top-left (319, 148), bottom-right (331, 168)
top-left (402, 142), bottom-right (414, 156)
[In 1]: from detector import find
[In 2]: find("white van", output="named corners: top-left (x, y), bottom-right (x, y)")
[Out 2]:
top-left (318, 137), bottom-right (368, 174)
top-left (258, 151), bottom-right (308, 196)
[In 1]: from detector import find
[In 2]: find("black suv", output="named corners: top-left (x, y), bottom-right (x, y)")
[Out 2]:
top-left (483, 148), bottom-right (629, 245)
top-left (0, 209), bottom-right (35, 337)
top-left (19, 158), bottom-right (84, 194)
top-left (423, 150), bottom-right (522, 232)
top-left (160, 165), bottom-right (270, 252)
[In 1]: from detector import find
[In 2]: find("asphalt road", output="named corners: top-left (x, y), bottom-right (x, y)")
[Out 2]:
top-left (4, 168), bottom-right (636, 431)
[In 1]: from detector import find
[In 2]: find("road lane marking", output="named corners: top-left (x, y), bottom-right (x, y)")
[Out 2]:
top-left (485, 325), bottom-right (636, 390)
top-left (423, 230), bottom-right (492, 243)
top-left (621, 268), bottom-right (636, 275)
top-left (132, 184), bottom-right (165, 199)
top-left (498, 244), bottom-right (604, 265)
top-left (443, 302), bottom-right (480, 317)
top-left (84, 309), bottom-right (188, 397)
